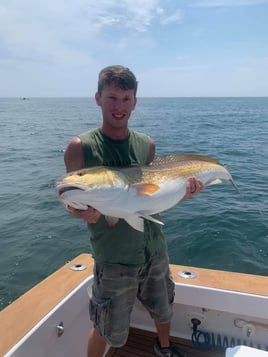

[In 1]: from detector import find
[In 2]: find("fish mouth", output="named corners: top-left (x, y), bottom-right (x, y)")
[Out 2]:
top-left (57, 185), bottom-right (89, 211)
top-left (58, 186), bottom-right (85, 196)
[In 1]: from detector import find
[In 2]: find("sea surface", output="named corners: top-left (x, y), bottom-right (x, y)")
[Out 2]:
top-left (0, 97), bottom-right (268, 310)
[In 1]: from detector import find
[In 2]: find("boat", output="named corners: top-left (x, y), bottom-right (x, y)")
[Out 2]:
top-left (1, 253), bottom-right (268, 357)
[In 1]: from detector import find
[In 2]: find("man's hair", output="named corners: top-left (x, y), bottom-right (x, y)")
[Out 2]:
top-left (97, 65), bottom-right (138, 95)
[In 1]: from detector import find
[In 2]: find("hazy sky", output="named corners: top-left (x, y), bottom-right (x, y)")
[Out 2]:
top-left (1, 0), bottom-right (268, 97)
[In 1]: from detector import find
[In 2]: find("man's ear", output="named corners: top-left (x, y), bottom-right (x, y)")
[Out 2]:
top-left (133, 97), bottom-right (137, 110)
top-left (95, 92), bottom-right (101, 106)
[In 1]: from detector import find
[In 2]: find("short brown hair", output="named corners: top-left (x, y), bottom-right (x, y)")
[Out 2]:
top-left (97, 65), bottom-right (138, 95)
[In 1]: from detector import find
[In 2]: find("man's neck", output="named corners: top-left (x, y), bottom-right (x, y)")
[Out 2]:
top-left (100, 126), bottom-right (129, 141)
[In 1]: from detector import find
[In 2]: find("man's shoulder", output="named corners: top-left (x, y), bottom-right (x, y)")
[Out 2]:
top-left (79, 128), bottom-right (99, 140)
top-left (129, 129), bottom-right (150, 141)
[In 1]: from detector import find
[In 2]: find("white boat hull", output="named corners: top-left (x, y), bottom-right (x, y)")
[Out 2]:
top-left (1, 254), bottom-right (268, 356)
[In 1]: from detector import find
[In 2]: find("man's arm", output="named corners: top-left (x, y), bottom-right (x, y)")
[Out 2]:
top-left (64, 137), bottom-right (85, 173)
top-left (148, 138), bottom-right (156, 163)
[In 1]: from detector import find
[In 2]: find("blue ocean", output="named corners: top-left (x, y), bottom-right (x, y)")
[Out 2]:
top-left (1, 97), bottom-right (267, 310)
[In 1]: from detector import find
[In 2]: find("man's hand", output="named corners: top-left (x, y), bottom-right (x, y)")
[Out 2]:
top-left (67, 206), bottom-right (101, 223)
top-left (184, 176), bottom-right (204, 200)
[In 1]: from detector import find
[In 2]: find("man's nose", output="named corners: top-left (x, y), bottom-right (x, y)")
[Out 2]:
top-left (114, 99), bottom-right (124, 110)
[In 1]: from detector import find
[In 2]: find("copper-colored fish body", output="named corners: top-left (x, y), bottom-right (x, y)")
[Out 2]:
top-left (56, 154), bottom-right (237, 232)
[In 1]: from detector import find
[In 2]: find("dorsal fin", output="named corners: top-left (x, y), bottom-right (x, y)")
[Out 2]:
top-left (151, 154), bottom-right (219, 168)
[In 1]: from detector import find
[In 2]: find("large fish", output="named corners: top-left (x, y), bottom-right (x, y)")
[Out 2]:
top-left (56, 154), bottom-right (238, 232)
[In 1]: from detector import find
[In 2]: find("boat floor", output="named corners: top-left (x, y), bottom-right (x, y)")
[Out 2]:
top-left (107, 327), bottom-right (225, 357)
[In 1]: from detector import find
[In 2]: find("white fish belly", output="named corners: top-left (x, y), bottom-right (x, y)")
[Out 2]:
top-left (59, 178), bottom-right (187, 218)
top-left (102, 178), bottom-right (187, 219)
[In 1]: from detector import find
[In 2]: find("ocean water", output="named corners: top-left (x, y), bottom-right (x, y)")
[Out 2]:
top-left (0, 97), bottom-right (267, 310)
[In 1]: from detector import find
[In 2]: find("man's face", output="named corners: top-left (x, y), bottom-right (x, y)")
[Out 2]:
top-left (95, 84), bottom-right (137, 129)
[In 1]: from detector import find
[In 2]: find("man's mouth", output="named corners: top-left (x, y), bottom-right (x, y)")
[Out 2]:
top-left (113, 113), bottom-right (125, 119)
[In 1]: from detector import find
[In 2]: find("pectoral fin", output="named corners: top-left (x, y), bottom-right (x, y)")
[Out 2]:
top-left (133, 183), bottom-right (160, 196)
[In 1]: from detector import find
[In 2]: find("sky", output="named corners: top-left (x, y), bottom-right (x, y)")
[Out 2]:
top-left (0, 0), bottom-right (268, 97)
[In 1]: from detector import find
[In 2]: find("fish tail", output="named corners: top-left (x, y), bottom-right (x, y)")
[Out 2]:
top-left (229, 177), bottom-right (240, 193)
top-left (223, 164), bottom-right (240, 193)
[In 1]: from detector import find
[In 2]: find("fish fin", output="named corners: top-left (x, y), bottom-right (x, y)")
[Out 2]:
top-left (180, 154), bottom-right (219, 164)
top-left (229, 178), bottom-right (240, 193)
top-left (125, 216), bottom-right (145, 232)
top-left (139, 214), bottom-right (165, 226)
top-left (152, 154), bottom-right (219, 167)
top-left (105, 216), bottom-right (119, 228)
top-left (133, 183), bottom-right (160, 196)
top-left (206, 179), bottom-right (223, 186)
top-left (105, 215), bottom-right (145, 232)
top-left (125, 214), bottom-right (164, 232)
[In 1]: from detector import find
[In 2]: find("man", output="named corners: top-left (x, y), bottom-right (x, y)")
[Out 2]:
top-left (64, 65), bottom-right (203, 357)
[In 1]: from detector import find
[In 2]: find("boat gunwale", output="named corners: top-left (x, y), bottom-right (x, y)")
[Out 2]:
top-left (1, 254), bottom-right (268, 356)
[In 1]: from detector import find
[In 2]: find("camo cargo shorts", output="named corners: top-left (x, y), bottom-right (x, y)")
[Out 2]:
top-left (88, 253), bottom-right (175, 347)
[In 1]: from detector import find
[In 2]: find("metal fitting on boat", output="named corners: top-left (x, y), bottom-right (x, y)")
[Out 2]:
top-left (69, 263), bottom-right (87, 271)
top-left (178, 270), bottom-right (197, 279)
top-left (56, 322), bottom-right (64, 337)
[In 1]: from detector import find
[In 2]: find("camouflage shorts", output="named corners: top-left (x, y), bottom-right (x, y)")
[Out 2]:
top-left (88, 254), bottom-right (175, 347)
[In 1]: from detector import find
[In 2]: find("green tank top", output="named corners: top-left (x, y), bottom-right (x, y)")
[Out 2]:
top-left (79, 128), bottom-right (167, 265)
